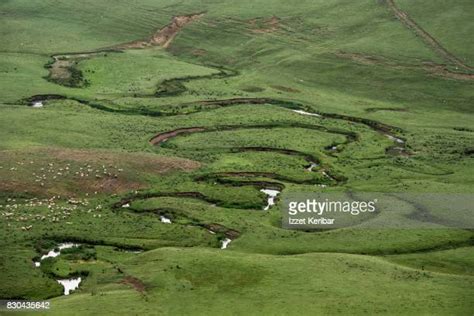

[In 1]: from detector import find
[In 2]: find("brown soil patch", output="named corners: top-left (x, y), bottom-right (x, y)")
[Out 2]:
top-left (120, 276), bottom-right (146, 293)
top-left (49, 59), bottom-right (73, 81)
top-left (248, 16), bottom-right (280, 34)
top-left (120, 13), bottom-right (204, 49)
top-left (48, 52), bottom-right (104, 85)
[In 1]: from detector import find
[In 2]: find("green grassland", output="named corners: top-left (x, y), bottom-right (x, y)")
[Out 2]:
top-left (396, 0), bottom-right (474, 65)
top-left (1, 0), bottom-right (473, 315)
top-left (31, 249), bottom-right (474, 315)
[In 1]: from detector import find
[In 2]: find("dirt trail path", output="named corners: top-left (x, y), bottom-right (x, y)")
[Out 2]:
top-left (386, 0), bottom-right (473, 72)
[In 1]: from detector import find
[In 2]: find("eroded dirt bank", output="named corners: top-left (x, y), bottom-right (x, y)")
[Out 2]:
top-left (118, 13), bottom-right (204, 49)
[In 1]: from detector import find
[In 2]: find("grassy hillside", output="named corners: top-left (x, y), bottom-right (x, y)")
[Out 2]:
top-left (396, 0), bottom-right (474, 66)
top-left (0, 0), bottom-right (473, 315)
top-left (30, 248), bottom-right (474, 315)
